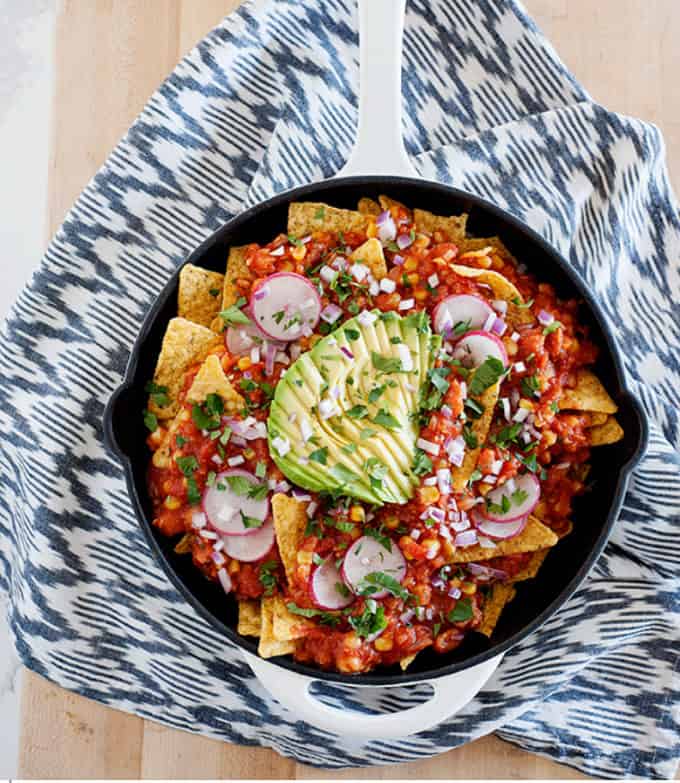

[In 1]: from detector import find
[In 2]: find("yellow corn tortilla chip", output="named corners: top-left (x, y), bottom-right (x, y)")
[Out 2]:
top-left (258, 597), bottom-right (296, 658)
top-left (350, 238), bottom-right (387, 280)
top-left (559, 369), bottom-right (618, 414)
top-left (413, 208), bottom-right (467, 244)
top-left (209, 246), bottom-right (253, 333)
top-left (589, 416), bottom-right (624, 446)
top-left (358, 197), bottom-right (381, 216)
top-left (271, 493), bottom-right (307, 586)
top-left (479, 583), bottom-right (516, 637)
top-left (460, 236), bottom-right (518, 267)
top-left (149, 318), bottom-right (222, 419)
top-left (511, 549), bottom-right (550, 582)
top-left (185, 354), bottom-right (244, 414)
top-left (271, 595), bottom-right (314, 641)
top-left (238, 600), bottom-right (262, 637)
top-left (586, 412), bottom-right (608, 427)
top-left (177, 264), bottom-right (224, 328)
top-left (451, 382), bottom-right (499, 492)
top-left (288, 202), bottom-right (370, 237)
top-left (450, 263), bottom-right (533, 328)
top-left (447, 516), bottom-right (558, 564)
top-left (378, 194), bottom-right (410, 215)
top-left (400, 654), bottom-right (418, 671)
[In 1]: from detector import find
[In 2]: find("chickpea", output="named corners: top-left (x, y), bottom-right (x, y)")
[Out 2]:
top-left (434, 628), bottom-right (464, 653)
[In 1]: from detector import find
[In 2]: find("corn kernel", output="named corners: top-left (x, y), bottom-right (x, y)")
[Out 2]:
top-left (152, 449), bottom-right (170, 469)
top-left (384, 516), bottom-right (399, 529)
top-left (179, 409), bottom-right (190, 421)
top-left (543, 431), bottom-right (557, 447)
top-left (404, 257), bottom-right (418, 272)
top-left (478, 483), bottom-right (492, 496)
top-left (349, 505), bottom-right (365, 523)
top-left (419, 486), bottom-right (440, 504)
top-left (407, 273), bottom-right (419, 286)
top-left (519, 399), bottom-right (534, 410)
top-left (291, 244), bottom-right (307, 262)
top-left (414, 288), bottom-right (429, 301)
top-left (243, 448), bottom-right (255, 459)
top-left (432, 256), bottom-right (446, 266)
top-left (460, 581), bottom-right (477, 595)
top-left (297, 551), bottom-right (314, 565)
top-left (374, 635), bottom-right (393, 652)
top-left (414, 235), bottom-right (430, 249)
top-left (228, 559), bottom-right (240, 574)
top-left (164, 495), bottom-right (181, 510)
top-left (237, 356), bottom-right (252, 371)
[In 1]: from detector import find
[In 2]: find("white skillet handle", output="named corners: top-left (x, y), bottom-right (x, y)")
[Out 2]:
top-left (245, 652), bottom-right (502, 740)
top-left (337, 0), bottom-right (416, 178)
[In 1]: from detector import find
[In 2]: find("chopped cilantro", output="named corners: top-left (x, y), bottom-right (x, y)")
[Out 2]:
top-left (186, 477), bottom-right (201, 506)
top-left (468, 356), bottom-right (505, 397)
top-left (358, 572), bottom-right (412, 602)
top-left (368, 385), bottom-right (386, 403)
top-left (347, 404), bottom-right (369, 419)
top-left (447, 597), bottom-right (473, 623)
top-left (412, 448), bottom-right (433, 476)
top-left (360, 428), bottom-right (377, 440)
top-left (373, 409), bottom-right (401, 429)
top-left (371, 351), bottom-right (402, 374)
top-left (240, 510), bottom-right (264, 529)
top-left (543, 321), bottom-right (562, 335)
top-left (314, 206), bottom-right (325, 220)
top-left (521, 374), bottom-right (540, 398)
top-left (342, 443), bottom-right (358, 454)
top-left (175, 434), bottom-right (188, 447)
top-left (344, 328), bottom-right (360, 341)
top-left (175, 455), bottom-right (198, 476)
top-left (462, 425), bottom-right (478, 449)
top-left (310, 447), bottom-right (329, 465)
top-left (259, 560), bottom-right (278, 596)
top-left (143, 410), bottom-right (158, 432)
top-left (464, 398), bottom-right (485, 418)
top-left (145, 381), bottom-right (170, 408)
top-left (512, 296), bottom-right (534, 309)
top-left (364, 526), bottom-right (392, 552)
top-left (219, 297), bottom-right (251, 326)
top-left (349, 603), bottom-right (387, 638)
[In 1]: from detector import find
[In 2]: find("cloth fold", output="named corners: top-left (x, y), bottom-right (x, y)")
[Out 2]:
top-left (0, 0), bottom-right (678, 777)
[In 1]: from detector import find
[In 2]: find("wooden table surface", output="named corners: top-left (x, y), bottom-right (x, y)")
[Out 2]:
top-left (18, 1), bottom-right (680, 778)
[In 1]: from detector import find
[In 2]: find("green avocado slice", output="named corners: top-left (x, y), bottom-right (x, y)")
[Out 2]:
top-left (267, 310), bottom-right (435, 505)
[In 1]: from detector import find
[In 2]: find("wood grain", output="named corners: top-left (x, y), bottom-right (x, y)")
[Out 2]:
top-left (19, 0), bottom-right (680, 778)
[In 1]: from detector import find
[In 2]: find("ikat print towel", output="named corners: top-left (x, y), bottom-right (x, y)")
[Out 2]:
top-left (0, 0), bottom-right (678, 777)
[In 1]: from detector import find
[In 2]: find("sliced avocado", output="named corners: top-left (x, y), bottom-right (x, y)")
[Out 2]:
top-left (267, 310), bottom-right (434, 505)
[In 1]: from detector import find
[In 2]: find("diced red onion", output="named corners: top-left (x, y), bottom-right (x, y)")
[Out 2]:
top-left (376, 210), bottom-right (397, 243)
top-left (254, 286), bottom-right (269, 301)
top-left (436, 468), bottom-right (451, 494)
top-left (271, 435), bottom-right (290, 457)
top-left (447, 586), bottom-right (462, 599)
top-left (300, 417), bottom-right (313, 443)
top-left (538, 309), bottom-right (554, 326)
top-left (270, 246), bottom-right (285, 257)
top-left (213, 539), bottom-right (225, 552)
top-left (454, 529), bottom-right (478, 547)
top-left (318, 398), bottom-right (339, 419)
top-left (350, 263), bottom-right (369, 282)
top-left (292, 489), bottom-right (311, 501)
top-left (211, 551), bottom-right (226, 567)
top-left (369, 280), bottom-right (380, 296)
top-left (340, 346), bottom-right (354, 360)
top-left (332, 256), bottom-right (347, 271)
top-left (217, 568), bottom-right (232, 594)
top-left (501, 397), bottom-right (511, 421)
top-left (393, 254), bottom-right (405, 266)
top-left (410, 529), bottom-right (421, 541)
top-left (466, 562), bottom-right (508, 582)
top-left (417, 437), bottom-right (440, 456)
top-left (227, 455), bottom-right (245, 467)
top-left (483, 312), bottom-right (496, 332)
top-left (398, 298), bottom-right (415, 311)
top-left (451, 518), bottom-right (470, 533)
top-left (513, 407), bottom-right (530, 423)
top-left (423, 476), bottom-right (438, 486)
top-left (396, 233), bottom-right (413, 250)
top-left (380, 277), bottom-right (396, 293)
top-left (264, 341), bottom-right (277, 377)
top-left (274, 481), bottom-right (290, 493)
top-left (510, 331), bottom-right (520, 342)
top-left (211, 454), bottom-right (223, 466)
top-left (397, 343), bottom-right (413, 371)
top-left (306, 500), bottom-right (318, 518)
top-left (514, 361), bottom-right (526, 373)
top-left (441, 404), bottom-right (453, 419)
top-left (482, 475), bottom-right (496, 485)
top-left (478, 536), bottom-right (497, 549)
top-left (428, 273), bottom-right (439, 288)
top-left (200, 529), bottom-right (218, 540)
top-left (491, 317), bottom-right (507, 336)
top-left (192, 511), bottom-right (207, 529)
top-left (320, 265), bottom-right (337, 284)
top-left (400, 609), bottom-right (415, 624)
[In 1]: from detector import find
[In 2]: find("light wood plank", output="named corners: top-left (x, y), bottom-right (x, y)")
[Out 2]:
top-left (20, 0), bottom-right (680, 779)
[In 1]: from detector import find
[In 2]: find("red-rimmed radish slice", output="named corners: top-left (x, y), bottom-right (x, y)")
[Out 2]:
top-left (222, 519), bottom-right (275, 562)
top-left (472, 510), bottom-right (528, 540)
top-left (311, 559), bottom-right (354, 610)
top-left (250, 272), bottom-right (321, 342)
top-left (453, 330), bottom-right (508, 368)
top-left (481, 473), bottom-right (541, 523)
top-left (433, 295), bottom-right (495, 336)
top-left (202, 469), bottom-right (269, 536)
top-left (341, 535), bottom-right (406, 599)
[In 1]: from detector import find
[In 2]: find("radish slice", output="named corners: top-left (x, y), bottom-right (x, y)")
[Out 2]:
top-left (202, 469), bottom-right (269, 536)
top-left (472, 510), bottom-right (528, 540)
top-left (250, 272), bottom-right (321, 342)
top-left (433, 295), bottom-right (495, 336)
top-left (481, 473), bottom-right (541, 523)
top-left (222, 519), bottom-right (275, 562)
top-left (341, 536), bottom-right (406, 599)
top-left (311, 559), bottom-right (354, 610)
top-left (453, 330), bottom-right (508, 368)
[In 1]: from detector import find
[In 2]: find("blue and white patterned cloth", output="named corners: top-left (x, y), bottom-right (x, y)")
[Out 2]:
top-left (0, 0), bottom-right (678, 777)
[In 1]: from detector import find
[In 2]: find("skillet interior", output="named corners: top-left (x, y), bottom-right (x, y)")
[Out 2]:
top-left (105, 176), bottom-right (647, 686)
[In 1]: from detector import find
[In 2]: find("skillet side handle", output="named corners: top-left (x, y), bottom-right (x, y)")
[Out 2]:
top-left (244, 651), bottom-right (502, 740)
top-left (103, 383), bottom-right (130, 459)
top-left (337, 0), bottom-right (416, 177)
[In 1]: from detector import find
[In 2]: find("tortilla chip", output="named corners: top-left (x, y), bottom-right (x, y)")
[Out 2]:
top-left (358, 197), bottom-right (381, 216)
top-left (271, 494), bottom-right (307, 586)
top-left (460, 236), bottom-right (518, 267)
top-left (177, 264), bottom-right (224, 328)
top-left (400, 654), bottom-right (418, 671)
top-left (451, 382), bottom-right (499, 492)
top-left (413, 208), bottom-right (467, 244)
top-left (185, 354), bottom-right (244, 414)
top-left (447, 516), bottom-right (558, 564)
top-left (271, 595), bottom-right (314, 641)
top-left (479, 584), bottom-right (516, 637)
top-left (238, 600), bottom-right (262, 637)
top-left (586, 412), bottom-right (608, 427)
top-left (258, 597), bottom-right (296, 658)
top-left (450, 264), bottom-right (533, 328)
top-left (149, 318), bottom-right (222, 419)
top-left (589, 416), bottom-right (624, 446)
top-left (350, 238), bottom-right (387, 280)
top-left (378, 195), bottom-right (410, 216)
top-left (288, 202), bottom-right (370, 237)
top-left (559, 369), bottom-right (618, 414)
top-left (511, 549), bottom-right (549, 582)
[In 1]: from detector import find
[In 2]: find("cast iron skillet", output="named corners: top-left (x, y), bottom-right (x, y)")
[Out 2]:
top-left (104, 174), bottom-right (648, 686)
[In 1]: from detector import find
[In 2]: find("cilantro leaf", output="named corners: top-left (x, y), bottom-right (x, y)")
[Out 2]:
top-left (371, 351), bottom-right (402, 374)
top-left (468, 356), bottom-right (505, 397)
top-left (240, 510), bottom-right (264, 529)
top-left (358, 572), bottom-right (412, 601)
top-left (412, 448), bottom-right (433, 476)
top-left (175, 455), bottom-right (198, 476)
top-left (143, 410), bottom-right (158, 432)
top-left (310, 447), bottom-right (329, 465)
top-left (373, 409), bottom-right (401, 430)
top-left (447, 597), bottom-right (473, 623)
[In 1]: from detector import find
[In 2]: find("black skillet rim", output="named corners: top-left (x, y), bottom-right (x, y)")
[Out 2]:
top-left (104, 175), bottom-right (648, 686)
